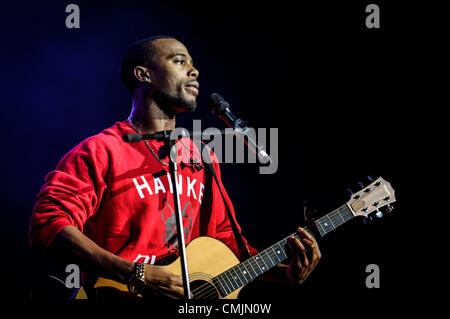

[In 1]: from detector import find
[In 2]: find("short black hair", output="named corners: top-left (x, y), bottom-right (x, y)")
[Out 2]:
top-left (120, 35), bottom-right (177, 94)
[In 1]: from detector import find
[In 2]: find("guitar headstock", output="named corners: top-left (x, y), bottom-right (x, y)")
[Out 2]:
top-left (347, 177), bottom-right (396, 218)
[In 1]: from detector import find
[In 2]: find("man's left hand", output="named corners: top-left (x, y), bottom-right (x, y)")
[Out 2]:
top-left (286, 227), bottom-right (321, 285)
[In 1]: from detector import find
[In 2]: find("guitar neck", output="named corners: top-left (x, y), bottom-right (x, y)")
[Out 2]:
top-left (312, 203), bottom-right (355, 237)
top-left (212, 203), bottom-right (354, 297)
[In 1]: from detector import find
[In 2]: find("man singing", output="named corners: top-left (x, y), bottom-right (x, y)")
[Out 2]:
top-left (29, 36), bottom-right (321, 299)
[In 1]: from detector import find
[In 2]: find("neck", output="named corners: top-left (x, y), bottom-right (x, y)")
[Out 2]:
top-left (213, 203), bottom-right (355, 297)
top-left (128, 91), bottom-right (176, 134)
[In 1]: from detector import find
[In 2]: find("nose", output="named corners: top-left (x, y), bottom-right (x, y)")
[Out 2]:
top-left (188, 65), bottom-right (199, 79)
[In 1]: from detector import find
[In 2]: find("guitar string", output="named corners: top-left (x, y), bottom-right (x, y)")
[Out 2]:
top-left (193, 245), bottom-right (290, 299)
top-left (190, 279), bottom-right (221, 298)
top-left (189, 256), bottom-right (261, 299)
top-left (197, 200), bottom-right (380, 298)
top-left (192, 221), bottom-right (340, 298)
top-left (189, 272), bottom-right (235, 298)
top-left (193, 247), bottom-right (286, 299)
top-left (188, 277), bottom-right (223, 298)
top-left (189, 241), bottom-right (289, 298)
top-left (189, 274), bottom-right (230, 299)
top-left (194, 218), bottom-right (347, 298)
top-left (189, 205), bottom-right (357, 298)
top-left (191, 224), bottom-right (325, 298)
top-left (193, 285), bottom-right (217, 299)
top-left (188, 255), bottom-right (260, 298)
top-left (190, 256), bottom-right (269, 298)
top-left (194, 207), bottom-right (360, 298)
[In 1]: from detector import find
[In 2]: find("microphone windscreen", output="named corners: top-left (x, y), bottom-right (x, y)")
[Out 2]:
top-left (208, 93), bottom-right (229, 115)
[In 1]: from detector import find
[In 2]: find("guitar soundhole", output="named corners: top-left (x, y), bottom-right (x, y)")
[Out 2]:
top-left (191, 280), bottom-right (220, 300)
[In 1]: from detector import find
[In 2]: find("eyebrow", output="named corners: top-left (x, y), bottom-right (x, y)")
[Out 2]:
top-left (168, 53), bottom-right (193, 65)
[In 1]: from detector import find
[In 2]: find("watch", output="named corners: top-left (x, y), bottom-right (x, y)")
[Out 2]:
top-left (127, 262), bottom-right (146, 294)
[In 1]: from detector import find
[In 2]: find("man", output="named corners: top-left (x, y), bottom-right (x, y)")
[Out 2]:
top-left (29, 36), bottom-right (321, 299)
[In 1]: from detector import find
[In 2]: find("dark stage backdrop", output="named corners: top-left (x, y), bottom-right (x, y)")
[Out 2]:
top-left (0, 0), bottom-right (431, 314)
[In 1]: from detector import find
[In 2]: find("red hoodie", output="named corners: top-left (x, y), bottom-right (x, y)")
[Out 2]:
top-left (29, 121), bottom-right (257, 266)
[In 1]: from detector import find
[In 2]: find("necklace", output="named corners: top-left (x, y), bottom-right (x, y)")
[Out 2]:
top-left (126, 118), bottom-right (170, 166)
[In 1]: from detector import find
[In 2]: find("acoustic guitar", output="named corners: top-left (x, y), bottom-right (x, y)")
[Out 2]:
top-left (75, 176), bottom-right (395, 299)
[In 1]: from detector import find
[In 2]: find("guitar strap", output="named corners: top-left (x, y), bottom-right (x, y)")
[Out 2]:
top-left (195, 141), bottom-right (248, 256)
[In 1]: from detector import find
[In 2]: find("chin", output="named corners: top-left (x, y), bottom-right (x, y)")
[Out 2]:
top-left (181, 103), bottom-right (197, 113)
top-left (174, 100), bottom-right (197, 114)
top-left (180, 95), bottom-right (198, 112)
top-left (154, 90), bottom-right (197, 115)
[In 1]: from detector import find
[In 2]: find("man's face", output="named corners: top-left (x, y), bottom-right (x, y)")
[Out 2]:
top-left (147, 38), bottom-right (199, 114)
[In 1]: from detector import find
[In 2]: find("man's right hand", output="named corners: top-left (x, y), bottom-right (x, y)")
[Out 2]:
top-left (143, 264), bottom-right (185, 299)
top-left (44, 226), bottom-right (189, 299)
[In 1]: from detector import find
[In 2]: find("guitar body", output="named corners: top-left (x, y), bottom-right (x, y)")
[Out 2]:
top-left (76, 236), bottom-right (242, 299)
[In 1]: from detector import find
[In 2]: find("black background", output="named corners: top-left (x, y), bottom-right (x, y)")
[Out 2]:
top-left (0, 0), bottom-right (438, 315)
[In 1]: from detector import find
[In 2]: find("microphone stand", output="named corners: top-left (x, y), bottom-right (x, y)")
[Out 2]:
top-left (123, 123), bottom-right (271, 299)
top-left (123, 130), bottom-right (192, 299)
top-left (123, 128), bottom-right (272, 164)
top-left (167, 135), bottom-right (192, 299)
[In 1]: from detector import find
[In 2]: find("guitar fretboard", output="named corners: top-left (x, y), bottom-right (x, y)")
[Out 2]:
top-left (314, 204), bottom-right (354, 237)
top-left (212, 204), bottom-right (354, 297)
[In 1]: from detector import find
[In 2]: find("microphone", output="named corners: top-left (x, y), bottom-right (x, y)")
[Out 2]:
top-left (122, 130), bottom-right (175, 142)
top-left (207, 93), bottom-right (272, 164)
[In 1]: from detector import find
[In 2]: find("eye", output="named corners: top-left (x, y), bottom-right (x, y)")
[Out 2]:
top-left (174, 59), bottom-right (186, 65)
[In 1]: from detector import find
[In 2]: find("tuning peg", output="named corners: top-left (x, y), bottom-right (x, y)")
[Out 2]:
top-left (375, 209), bottom-right (383, 218)
top-left (363, 216), bottom-right (372, 224)
top-left (367, 175), bottom-right (374, 182)
top-left (357, 181), bottom-right (364, 189)
top-left (386, 204), bottom-right (394, 213)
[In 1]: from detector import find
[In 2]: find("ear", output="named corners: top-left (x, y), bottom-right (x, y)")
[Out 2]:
top-left (133, 66), bottom-right (151, 84)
